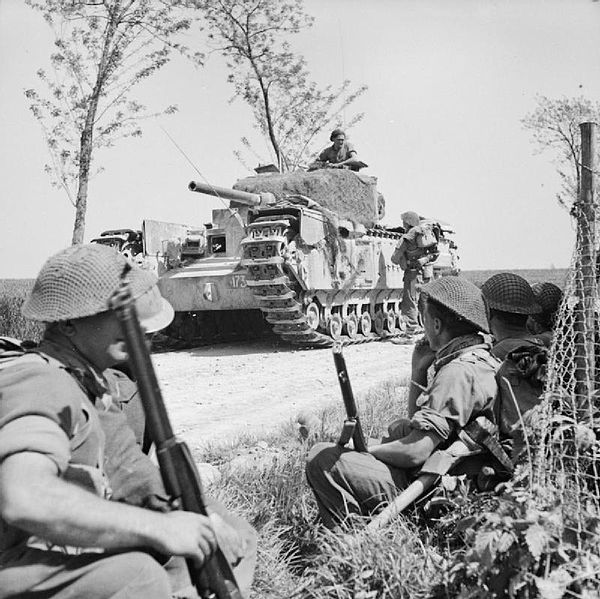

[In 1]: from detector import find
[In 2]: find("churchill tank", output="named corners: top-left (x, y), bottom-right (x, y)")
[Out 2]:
top-left (154, 169), bottom-right (459, 346)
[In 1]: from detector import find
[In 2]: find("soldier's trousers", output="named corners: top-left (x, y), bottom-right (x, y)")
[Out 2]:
top-left (401, 269), bottom-right (423, 328)
top-left (0, 505), bottom-right (256, 599)
top-left (0, 549), bottom-right (172, 599)
top-left (305, 442), bottom-right (410, 528)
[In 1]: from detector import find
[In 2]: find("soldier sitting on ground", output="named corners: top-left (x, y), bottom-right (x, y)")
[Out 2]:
top-left (526, 281), bottom-right (563, 345)
top-left (309, 128), bottom-right (365, 171)
top-left (0, 244), bottom-right (255, 599)
top-left (305, 277), bottom-right (498, 528)
top-left (480, 272), bottom-right (547, 361)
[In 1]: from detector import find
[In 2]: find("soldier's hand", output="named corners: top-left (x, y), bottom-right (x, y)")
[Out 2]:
top-left (411, 335), bottom-right (435, 376)
top-left (209, 512), bottom-right (247, 567)
top-left (158, 511), bottom-right (217, 565)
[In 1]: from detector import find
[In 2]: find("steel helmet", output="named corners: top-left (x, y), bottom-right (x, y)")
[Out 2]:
top-left (22, 244), bottom-right (174, 333)
top-left (421, 276), bottom-right (490, 333)
top-left (481, 273), bottom-right (542, 315)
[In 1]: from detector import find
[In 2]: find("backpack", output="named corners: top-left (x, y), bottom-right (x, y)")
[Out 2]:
top-left (415, 222), bottom-right (439, 249)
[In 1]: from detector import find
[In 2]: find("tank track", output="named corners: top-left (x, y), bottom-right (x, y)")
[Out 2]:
top-left (241, 215), bottom-right (405, 347)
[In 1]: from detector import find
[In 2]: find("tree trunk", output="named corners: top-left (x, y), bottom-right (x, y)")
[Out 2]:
top-left (71, 125), bottom-right (93, 245)
top-left (70, 4), bottom-right (119, 245)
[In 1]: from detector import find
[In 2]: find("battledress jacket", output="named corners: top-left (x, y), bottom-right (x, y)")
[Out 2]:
top-left (0, 336), bottom-right (166, 558)
top-left (411, 334), bottom-right (500, 444)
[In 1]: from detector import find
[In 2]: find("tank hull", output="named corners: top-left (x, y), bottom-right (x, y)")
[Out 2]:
top-left (93, 170), bottom-right (459, 346)
top-left (158, 257), bottom-right (259, 312)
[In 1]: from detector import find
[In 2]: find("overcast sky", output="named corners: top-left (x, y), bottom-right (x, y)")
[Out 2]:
top-left (1, 0), bottom-right (599, 278)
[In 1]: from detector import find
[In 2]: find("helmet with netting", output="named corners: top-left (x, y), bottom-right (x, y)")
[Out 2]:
top-left (481, 272), bottom-right (541, 315)
top-left (22, 244), bottom-right (173, 332)
top-left (530, 281), bottom-right (563, 328)
top-left (421, 276), bottom-right (490, 333)
top-left (531, 282), bottom-right (562, 314)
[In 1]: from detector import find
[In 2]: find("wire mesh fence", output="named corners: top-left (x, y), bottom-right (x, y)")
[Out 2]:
top-left (533, 194), bottom-right (600, 589)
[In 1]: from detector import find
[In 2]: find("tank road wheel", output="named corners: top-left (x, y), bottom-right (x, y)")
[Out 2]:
top-left (394, 306), bottom-right (407, 333)
top-left (386, 310), bottom-right (398, 333)
top-left (344, 314), bottom-right (359, 339)
top-left (305, 302), bottom-right (321, 331)
top-left (373, 310), bottom-right (386, 337)
top-left (359, 311), bottom-right (372, 336)
top-left (328, 314), bottom-right (343, 340)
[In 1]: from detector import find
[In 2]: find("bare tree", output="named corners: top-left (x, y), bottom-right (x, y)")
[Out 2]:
top-left (522, 95), bottom-right (600, 210)
top-left (193, 0), bottom-right (367, 172)
top-left (25, 0), bottom-right (201, 244)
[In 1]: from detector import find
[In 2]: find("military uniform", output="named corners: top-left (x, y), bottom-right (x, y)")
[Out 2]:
top-left (491, 334), bottom-right (548, 361)
top-left (307, 317), bottom-right (498, 527)
top-left (0, 335), bottom-right (175, 598)
top-left (391, 213), bottom-right (438, 329)
top-left (318, 141), bottom-right (356, 165)
top-left (0, 245), bottom-right (255, 599)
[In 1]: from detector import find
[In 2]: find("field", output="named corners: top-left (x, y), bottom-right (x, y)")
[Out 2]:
top-left (0, 278), bottom-right (43, 341)
top-left (0, 269), bottom-right (569, 341)
top-left (461, 267), bottom-right (569, 288)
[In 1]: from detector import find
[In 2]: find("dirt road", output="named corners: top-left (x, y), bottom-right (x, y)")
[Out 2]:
top-left (152, 339), bottom-right (414, 450)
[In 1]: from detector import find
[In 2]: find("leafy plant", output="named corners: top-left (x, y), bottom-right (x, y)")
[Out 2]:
top-left (433, 479), bottom-right (600, 599)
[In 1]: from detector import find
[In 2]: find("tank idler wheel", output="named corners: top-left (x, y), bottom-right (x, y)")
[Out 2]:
top-left (305, 302), bottom-right (321, 331)
top-left (373, 311), bottom-right (386, 337)
top-left (359, 312), bottom-right (372, 336)
top-left (386, 310), bottom-right (398, 333)
top-left (344, 314), bottom-right (359, 339)
top-left (328, 314), bottom-right (343, 340)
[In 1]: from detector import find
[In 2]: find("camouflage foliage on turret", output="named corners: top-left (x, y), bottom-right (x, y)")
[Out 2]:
top-left (233, 169), bottom-right (383, 228)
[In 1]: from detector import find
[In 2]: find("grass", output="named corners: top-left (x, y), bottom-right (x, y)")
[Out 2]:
top-left (461, 268), bottom-right (569, 289)
top-left (198, 377), bottom-right (446, 599)
top-left (196, 368), bottom-right (599, 599)
top-left (0, 279), bottom-right (43, 341)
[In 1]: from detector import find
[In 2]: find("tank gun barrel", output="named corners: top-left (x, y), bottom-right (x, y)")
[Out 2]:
top-left (188, 181), bottom-right (262, 207)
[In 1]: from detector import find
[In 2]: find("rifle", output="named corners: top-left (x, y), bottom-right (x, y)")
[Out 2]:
top-left (111, 278), bottom-right (242, 599)
top-left (367, 416), bottom-right (508, 531)
top-left (332, 341), bottom-right (368, 453)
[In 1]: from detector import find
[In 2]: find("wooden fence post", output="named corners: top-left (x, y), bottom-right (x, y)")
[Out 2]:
top-left (575, 122), bottom-right (597, 399)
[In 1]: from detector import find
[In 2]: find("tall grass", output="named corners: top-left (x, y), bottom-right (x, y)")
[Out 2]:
top-left (0, 279), bottom-right (43, 341)
top-left (198, 377), bottom-right (444, 599)
top-left (197, 370), bottom-right (599, 598)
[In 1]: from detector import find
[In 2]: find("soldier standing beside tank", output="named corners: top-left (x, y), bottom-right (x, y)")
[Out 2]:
top-left (391, 211), bottom-right (439, 333)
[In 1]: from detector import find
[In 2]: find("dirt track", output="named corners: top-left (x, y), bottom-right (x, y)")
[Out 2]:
top-left (152, 339), bottom-right (414, 450)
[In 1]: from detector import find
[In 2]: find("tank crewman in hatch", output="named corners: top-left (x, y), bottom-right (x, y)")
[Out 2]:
top-left (391, 211), bottom-right (440, 333)
top-left (480, 272), bottom-right (547, 361)
top-left (305, 277), bottom-right (498, 528)
top-left (0, 244), bottom-right (255, 599)
top-left (310, 128), bottom-right (363, 171)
